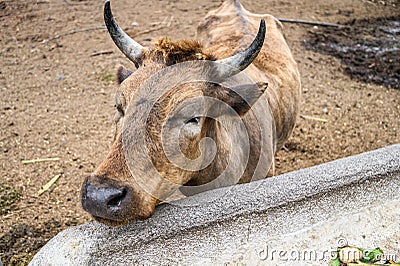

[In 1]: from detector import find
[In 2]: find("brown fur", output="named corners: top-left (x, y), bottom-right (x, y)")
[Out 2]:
top-left (82, 0), bottom-right (301, 226)
top-left (144, 37), bottom-right (216, 66)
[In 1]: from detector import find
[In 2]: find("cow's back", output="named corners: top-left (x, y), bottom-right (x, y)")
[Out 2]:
top-left (197, 0), bottom-right (301, 151)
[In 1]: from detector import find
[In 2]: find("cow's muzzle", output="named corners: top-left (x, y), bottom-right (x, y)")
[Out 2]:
top-left (81, 175), bottom-right (133, 225)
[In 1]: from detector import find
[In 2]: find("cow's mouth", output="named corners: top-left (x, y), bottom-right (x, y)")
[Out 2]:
top-left (91, 209), bottom-right (154, 227)
top-left (92, 215), bottom-right (129, 227)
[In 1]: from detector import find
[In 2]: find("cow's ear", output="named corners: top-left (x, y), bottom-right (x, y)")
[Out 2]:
top-left (116, 65), bottom-right (134, 85)
top-left (221, 82), bottom-right (268, 116)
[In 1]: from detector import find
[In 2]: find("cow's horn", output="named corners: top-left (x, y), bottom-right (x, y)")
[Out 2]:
top-left (216, 19), bottom-right (266, 77)
top-left (104, 0), bottom-right (144, 68)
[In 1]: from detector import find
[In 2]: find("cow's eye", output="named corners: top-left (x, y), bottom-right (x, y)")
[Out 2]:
top-left (186, 117), bottom-right (200, 124)
top-left (185, 116), bottom-right (201, 124)
top-left (182, 116), bottom-right (202, 139)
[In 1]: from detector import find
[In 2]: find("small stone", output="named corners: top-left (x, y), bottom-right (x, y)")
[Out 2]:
top-left (56, 73), bottom-right (65, 81)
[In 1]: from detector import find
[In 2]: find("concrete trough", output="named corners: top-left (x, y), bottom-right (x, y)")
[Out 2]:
top-left (30, 144), bottom-right (400, 265)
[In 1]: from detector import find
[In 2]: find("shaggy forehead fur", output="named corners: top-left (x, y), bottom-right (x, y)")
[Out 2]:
top-left (145, 37), bottom-right (216, 65)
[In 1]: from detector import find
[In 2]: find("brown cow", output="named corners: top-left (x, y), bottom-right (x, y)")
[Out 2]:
top-left (81, 0), bottom-right (301, 226)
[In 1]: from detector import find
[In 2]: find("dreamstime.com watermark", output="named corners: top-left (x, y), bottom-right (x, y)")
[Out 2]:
top-left (257, 245), bottom-right (337, 262)
top-left (255, 238), bottom-right (399, 263)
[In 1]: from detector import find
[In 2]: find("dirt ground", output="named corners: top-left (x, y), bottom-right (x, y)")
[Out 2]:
top-left (0, 0), bottom-right (399, 264)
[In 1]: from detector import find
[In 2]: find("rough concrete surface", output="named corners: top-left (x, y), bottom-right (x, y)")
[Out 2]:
top-left (30, 144), bottom-right (400, 265)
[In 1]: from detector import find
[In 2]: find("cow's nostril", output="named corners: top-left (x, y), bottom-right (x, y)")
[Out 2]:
top-left (82, 177), bottom-right (131, 219)
top-left (107, 188), bottom-right (127, 207)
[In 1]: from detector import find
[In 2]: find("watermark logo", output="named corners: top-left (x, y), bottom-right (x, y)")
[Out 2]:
top-left (121, 60), bottom-right (276, 204)
top-left (257, 244), bottom-right (338, 262)
top-left (256, 238), bottom-right (399, 264)
top-left (337, 237), bottom-right (348, 248)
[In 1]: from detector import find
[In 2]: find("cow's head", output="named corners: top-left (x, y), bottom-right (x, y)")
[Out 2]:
top-left (81, 0), bottom-right (266, 226)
